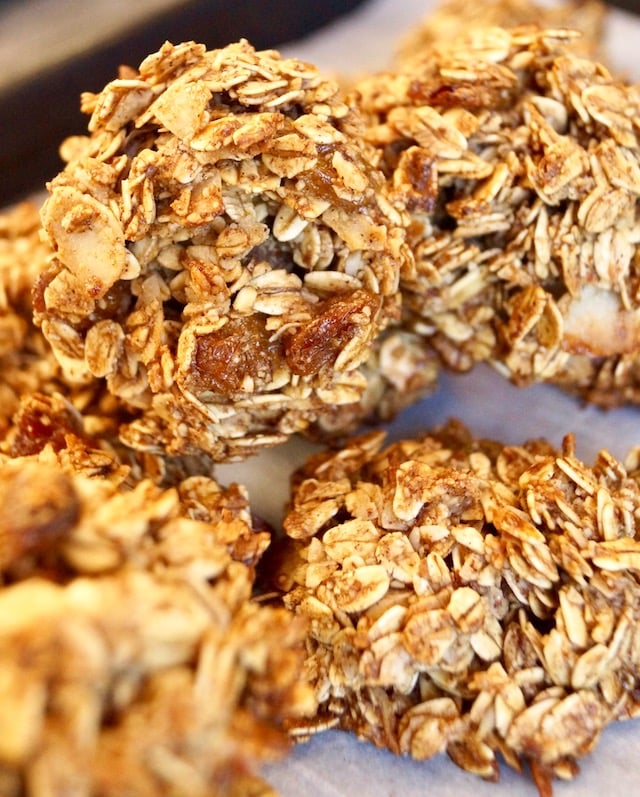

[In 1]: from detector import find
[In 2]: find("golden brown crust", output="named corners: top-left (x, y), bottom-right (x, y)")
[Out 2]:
top-left (274, 420), bottom-right (640, 792)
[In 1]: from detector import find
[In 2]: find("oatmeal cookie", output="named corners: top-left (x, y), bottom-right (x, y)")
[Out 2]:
top-left (356, 26), bottom-right (640, 407)
top-left (0, 436), bottom-right (314, 795)
top-left (34, 39), bottom-right (412, 461)
top-left (273, 420), bottom-right (640, 795)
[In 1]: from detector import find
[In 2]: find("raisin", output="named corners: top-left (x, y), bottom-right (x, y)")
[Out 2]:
top-left (284, 289), bottom-right (380, 376)
top-left (31, 270), bottom-right (55, 315)
top-left (89, 280), bottom-right (133, 323)
top-left (9, 397), bottom-right (83, 457)
top-left (0, 463), bottom-right (79, 570)
top-left (191, 316), bottom-right (282, 395)
top-left (399, 148), bottom-right (438, 213)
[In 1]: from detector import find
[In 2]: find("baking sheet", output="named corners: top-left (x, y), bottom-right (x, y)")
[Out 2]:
top-left (216, 1), bottom-right (640, 794)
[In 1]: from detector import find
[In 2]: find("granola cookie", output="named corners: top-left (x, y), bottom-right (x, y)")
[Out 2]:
top-left (356, 26), bottom-right (640, 407)
top-left (34, 39), bottom-right (412, 462)
top-left (273, 420), bottom-right (640, 795)
top-left (0, 432), bottom-right (314, 795)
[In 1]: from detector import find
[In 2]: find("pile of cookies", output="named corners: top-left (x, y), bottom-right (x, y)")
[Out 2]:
top-left (2, 0), bottom-right (640, 795)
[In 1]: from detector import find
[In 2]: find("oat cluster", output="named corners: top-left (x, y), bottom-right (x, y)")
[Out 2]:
top-left (0, 392), bottom-right (314, 797)
top-left (34, 39), bottom-right (412, 461)
top-left (274, 420), bottom-right (640, 794)
top-left (356, 25), bottom-right (640, 406)
top-left (0, 203), bottom-right (221, 488)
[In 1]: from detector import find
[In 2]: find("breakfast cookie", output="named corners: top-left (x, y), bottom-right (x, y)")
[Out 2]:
top-left (356, 26), bottom-right (640, 406)
top-left (35, 39), bottom-right (412, 461)
top-left (273, 420), bottom-right (640, 794)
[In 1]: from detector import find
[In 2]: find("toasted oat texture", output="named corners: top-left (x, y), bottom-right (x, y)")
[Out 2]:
top-left (274, 420), bottom-right (640, 795)
top-left (0, 201), bottom-right (68, 435)
top-left (34, 39), bottom-right (413, 462)
top-left (304, 325), bottom-right (440, 440)
top-left (356, 26), bottom-right (640, 407)
top-left (3, 386), bottom-right (225, 492)
top-left (0, 408), bottom-right (270, 577)
top-left (395, 0), bottom-right (607, 66)
top-left (0, 202), bottom-right (219, 484)
top-left (0, 390), bottom-right (131, 487)
top-left (0, 445), bottom-right (314, 796)
top-left (0, 206), bottom-right (117, 449)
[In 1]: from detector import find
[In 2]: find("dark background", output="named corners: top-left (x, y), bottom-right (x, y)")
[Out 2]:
top-left (0, 0), bottom-right (368, 206)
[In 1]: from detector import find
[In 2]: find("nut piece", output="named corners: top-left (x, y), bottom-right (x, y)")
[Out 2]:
top-left (35, 39), bottom-right (412, 461)
top-left (356, 25), bottom-right (640, 407)
top-left (274, 419), bottom-right (640, 794)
